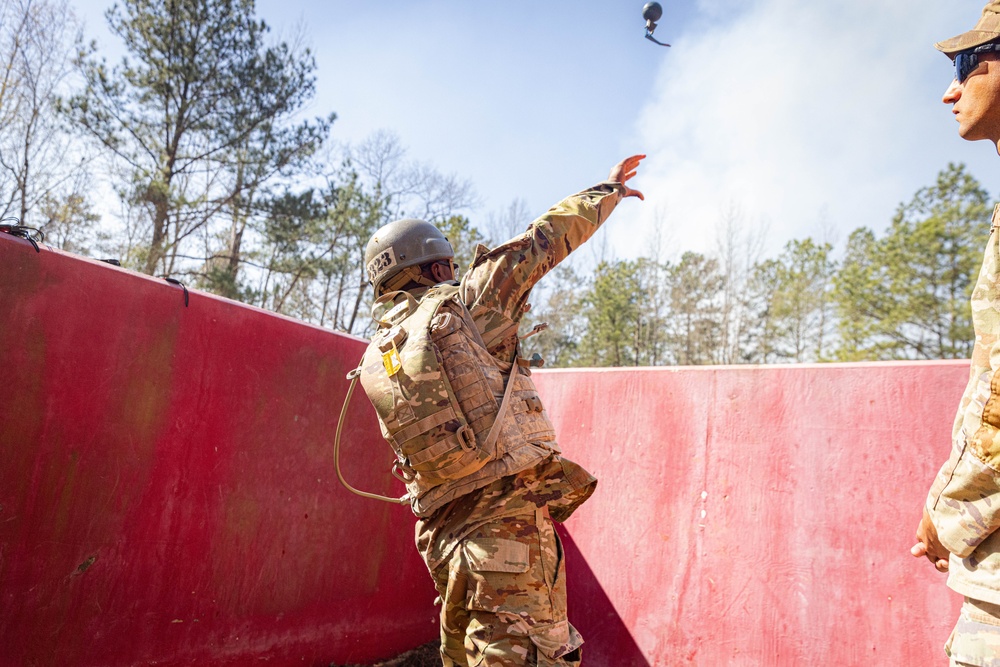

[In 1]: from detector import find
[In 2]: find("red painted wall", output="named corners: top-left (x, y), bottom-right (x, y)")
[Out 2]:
top-left (0, 234), bottom-right (436, 667)
top-left (535, 364), bottom-right (966, 666)
top-left (0, 233), bottom-right (969, 665)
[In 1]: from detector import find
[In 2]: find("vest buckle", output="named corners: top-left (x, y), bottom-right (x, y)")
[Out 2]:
top-left (457, 425), bottom-right (477, 451)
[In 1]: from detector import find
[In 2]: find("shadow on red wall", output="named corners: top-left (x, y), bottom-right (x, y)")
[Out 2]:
top-left (558, 526), bottom-right (651, 666)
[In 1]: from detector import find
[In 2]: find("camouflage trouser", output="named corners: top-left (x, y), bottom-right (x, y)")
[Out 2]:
top-left (431, 507), bottom-right (584, 666)
top-left (947, 598), bottom-right (1000, 666)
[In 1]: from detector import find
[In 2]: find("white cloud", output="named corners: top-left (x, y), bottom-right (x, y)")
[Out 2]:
top-left (627, 0), bottom-right (991, 259)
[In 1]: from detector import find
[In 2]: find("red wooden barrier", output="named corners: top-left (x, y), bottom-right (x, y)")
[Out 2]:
top-left (536, 363), bottom-right (967, 666)
top-left (0, 233), bottom-right (969, 665)
top-left (0, 234), bottom-right (436, 666)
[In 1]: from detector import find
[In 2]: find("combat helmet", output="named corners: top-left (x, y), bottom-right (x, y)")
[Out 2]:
top-left (364, 218), bottom-right (455, 295)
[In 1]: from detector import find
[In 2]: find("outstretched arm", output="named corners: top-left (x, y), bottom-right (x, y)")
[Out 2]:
top-left (460, 155), bottom-right (646, 360)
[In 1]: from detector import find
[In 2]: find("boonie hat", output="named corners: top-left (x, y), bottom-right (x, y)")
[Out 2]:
top-left (936, 1), bottom-right (1000, 56)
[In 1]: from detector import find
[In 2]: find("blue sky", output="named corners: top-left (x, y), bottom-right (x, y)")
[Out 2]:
top-left (71, 0), bottom-right (999, 261)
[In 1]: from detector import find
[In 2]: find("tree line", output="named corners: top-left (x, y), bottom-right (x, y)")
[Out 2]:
top-left (519, 163), bottom-right (990, 366)
top-left (1, 0), bottom-right (993, 365)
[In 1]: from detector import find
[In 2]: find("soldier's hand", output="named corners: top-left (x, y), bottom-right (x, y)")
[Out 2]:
top-left (911, 508), bottom-right (950, 572)
top-left (608, 154), bottom-right (646, 201)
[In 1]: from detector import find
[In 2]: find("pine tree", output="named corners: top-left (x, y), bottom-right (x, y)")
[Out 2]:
top-left (64, 0), bottom-right (331, 276)
top-left (833, 163), bottom-right (989, 360)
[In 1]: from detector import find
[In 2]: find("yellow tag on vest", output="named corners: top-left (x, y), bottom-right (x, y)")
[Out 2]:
top-left (382, 343), bottom-right (402, 376)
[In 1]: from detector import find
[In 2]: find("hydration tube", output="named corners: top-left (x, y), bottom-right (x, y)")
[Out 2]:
top-left (333, 365), bottom-right (410, 505)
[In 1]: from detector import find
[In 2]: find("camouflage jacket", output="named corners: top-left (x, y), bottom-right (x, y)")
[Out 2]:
top-left (415, 181), bottom-right (625, 570)
top-left (459, 181), bottom-right (625, 366)
top-left (927, 204), bottom-right (1000, 605)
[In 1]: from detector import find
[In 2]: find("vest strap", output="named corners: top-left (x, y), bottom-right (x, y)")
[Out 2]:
top-left (391, 406), bottom-right (459, 448)
top-left (478, 362), bottom-right (520, 457)
top-left (407, 431), bottom-right (463, 467)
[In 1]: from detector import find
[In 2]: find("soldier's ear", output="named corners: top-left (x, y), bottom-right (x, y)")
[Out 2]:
top-left (430, 261), bottom-right (453, 283)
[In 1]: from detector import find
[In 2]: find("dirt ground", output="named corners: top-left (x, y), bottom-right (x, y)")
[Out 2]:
top-left (330, 641), bottom-right (440, 667)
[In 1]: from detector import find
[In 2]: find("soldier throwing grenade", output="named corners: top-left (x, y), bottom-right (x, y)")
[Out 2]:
top-left (355, 155), bottom-right (644, 665)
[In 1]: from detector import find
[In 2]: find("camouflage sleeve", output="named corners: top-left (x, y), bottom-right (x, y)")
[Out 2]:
top-left (926, 438), bottom-right (1000, 558)
top-left (927, 224), bottom-right (1000, 558)
top-left (458, 182), bottom-right (625, 361)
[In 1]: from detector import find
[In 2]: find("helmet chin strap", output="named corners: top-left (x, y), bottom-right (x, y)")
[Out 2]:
top-left (378, 265), bottom-right (439, 296)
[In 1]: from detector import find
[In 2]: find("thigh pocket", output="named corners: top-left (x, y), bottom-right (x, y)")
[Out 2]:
top-left (464, 537), bottom-right (531, 614)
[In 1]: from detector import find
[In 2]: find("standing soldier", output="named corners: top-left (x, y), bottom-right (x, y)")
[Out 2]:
top-left (356, 155), bottom-right (644, 665)
top-left (913, 2), bottom-right (1000, 664)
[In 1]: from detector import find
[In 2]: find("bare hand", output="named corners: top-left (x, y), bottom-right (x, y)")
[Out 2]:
top-left (608, 154), bottom-right (646, 201)
top-left (911, 508), bottom-right (950, 572)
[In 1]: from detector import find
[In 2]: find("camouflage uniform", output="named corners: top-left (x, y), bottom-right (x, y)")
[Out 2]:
top-left (412, 181), bottom-right (626, 666)
top-left (927, 205), bottom-right (1000, 665)
top-left (947, 599), bottom-right (1000, 667)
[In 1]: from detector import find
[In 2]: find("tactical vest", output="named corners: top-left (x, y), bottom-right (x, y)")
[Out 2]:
top-left (357, 283), bottom-right (558, 517)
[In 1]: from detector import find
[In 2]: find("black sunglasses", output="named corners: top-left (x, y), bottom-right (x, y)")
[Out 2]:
top-left (955, 42), bottom-right (1000, 83)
